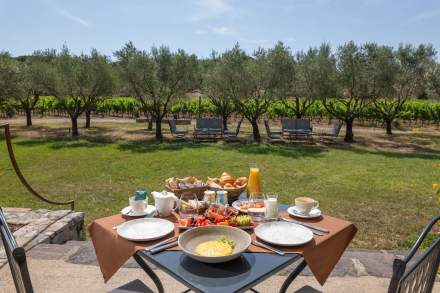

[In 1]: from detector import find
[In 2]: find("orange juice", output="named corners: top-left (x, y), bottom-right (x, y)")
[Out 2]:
top-left (248, 167), bottom-right (261, 195)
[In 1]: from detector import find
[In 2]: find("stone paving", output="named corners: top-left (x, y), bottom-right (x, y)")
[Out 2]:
top-left (0, 208), bottom-right (84, 264)
top-left (0, 240), bottom-right (437, 292)
top-left (30, 240), bottom-right (402, 278)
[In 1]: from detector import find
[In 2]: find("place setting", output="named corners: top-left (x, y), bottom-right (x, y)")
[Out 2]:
top-left (120, 189), bottom-right (157, 218)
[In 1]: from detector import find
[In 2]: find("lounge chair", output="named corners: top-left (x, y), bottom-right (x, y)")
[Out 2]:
top-left (264, 120), bottom-right (282, 140)
top-left (193, 118), bottom-right (223, 141)
top-left (0, 208), bottom-right (156, 293)
top-left (224, 117), bottom-right (244, 139)
top-left (168, 119), bottom-right (188, 139)
top-left (316, 121), bottom-right (343, 138)
top-left (281, 118), bottom-right (313, 142)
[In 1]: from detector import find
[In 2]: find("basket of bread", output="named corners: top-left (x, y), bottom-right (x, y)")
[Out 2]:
top-left (206, 172), bottom-right (248, 203)
top-left (165, 176), bottom-right (208, 198)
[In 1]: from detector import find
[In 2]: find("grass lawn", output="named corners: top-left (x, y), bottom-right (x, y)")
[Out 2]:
top-left (0, 118), bottom-right (439, 250)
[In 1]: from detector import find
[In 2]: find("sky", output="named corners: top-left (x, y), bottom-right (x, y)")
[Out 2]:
top-left (0, 0), bottom-right (439, 58)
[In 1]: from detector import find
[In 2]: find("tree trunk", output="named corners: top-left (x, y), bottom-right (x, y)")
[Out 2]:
top-left (71, 115), bottom-right (79, 137)
top-left (344, 119), bottom-right (354, 143)
top-left (25, 109), bottom-right (32, 127)
top-left (147, 117), bottom-right (153, 131)
top-left (222, 115), bottom-right (228, 130)
top-left (250, 119), bottom-right (261, 143)
top-left (385, 118), bottom-right (393, 135)
top-left (85, 110), bottom-right (91, 128)
top-left (155, 117), bottom-right (163, 139)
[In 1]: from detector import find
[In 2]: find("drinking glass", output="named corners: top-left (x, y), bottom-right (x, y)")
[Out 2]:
top-left (247, 163), bottom-right (261, 196)
top-left (179, 193), bottom-right (200, 219)
top-left (264, 193), bottom-right (278, 219)
top-left (248, 192), bottom-right (265, 222)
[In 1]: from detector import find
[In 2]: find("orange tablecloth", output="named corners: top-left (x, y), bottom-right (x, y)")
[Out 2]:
top-left (88, 212), bottom-right (357, 286)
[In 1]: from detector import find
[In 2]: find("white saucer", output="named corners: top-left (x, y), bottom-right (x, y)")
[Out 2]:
top-left (121, 205), bottom-right (157, 217)
top-left (287, 206), bottom-right (322, 219)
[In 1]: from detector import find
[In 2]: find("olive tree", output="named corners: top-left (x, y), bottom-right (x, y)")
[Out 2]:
top-left (18, 57), bottom-right (58, 126)
top-left (270, 42), bottom-right (324, 119)
top-left (0, 53), bottom-right (21, 105)
top-left (115, 42), bottom-right (198, 139)
top-left (203, 51), bottom-right (235, 130)
top-left (372, 44), bottom-right (436, 134)
top-left (322, 42), bottom-right (377, 143)
top-left (51, 46), bottom-right (84, 136)
top-left (216, 44), bottom-right (277, 142)
top-left (428, 63), bottom-right (440, 99)
top-left (77, 49), bottom-right (116, 128)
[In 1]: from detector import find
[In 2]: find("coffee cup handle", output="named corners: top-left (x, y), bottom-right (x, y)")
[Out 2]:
top-left (314, 201), bottom-right (319, 209)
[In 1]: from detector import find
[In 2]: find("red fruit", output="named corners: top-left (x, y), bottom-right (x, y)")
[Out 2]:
top-left (178, 219), bottom-right (188, 227)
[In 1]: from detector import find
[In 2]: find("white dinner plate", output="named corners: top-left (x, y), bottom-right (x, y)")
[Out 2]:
top-left (116, 218), bottom-right (175, 242)
top-left (121, 205), bottom-right (157, 217)
top-left (254, 221), bottom-right (313, 247)
top-left (287, 206), bottom-right (322, 219)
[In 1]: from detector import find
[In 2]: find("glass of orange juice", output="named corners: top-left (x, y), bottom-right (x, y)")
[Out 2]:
top-left (248, 163), bottom-right (261, 196)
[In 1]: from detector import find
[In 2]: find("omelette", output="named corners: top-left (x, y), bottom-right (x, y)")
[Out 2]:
top-left (195, 240), bottom-right (233, 257)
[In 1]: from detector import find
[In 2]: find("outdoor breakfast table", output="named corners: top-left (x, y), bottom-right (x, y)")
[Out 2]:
top-left (89, 202), bottom-right (357, 293)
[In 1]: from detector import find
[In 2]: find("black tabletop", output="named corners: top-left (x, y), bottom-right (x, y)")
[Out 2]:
top-left (140, 250), bottom-right (301, 293)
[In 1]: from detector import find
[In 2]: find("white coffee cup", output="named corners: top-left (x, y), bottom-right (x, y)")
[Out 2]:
top-left (129, 196), bottom-right (147, 214)
top-left (294, 197), bottom-right (319, 215)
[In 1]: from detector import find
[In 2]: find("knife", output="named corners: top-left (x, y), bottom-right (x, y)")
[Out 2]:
top-left (145, 236), bottom-right (177, 252)
top-left (149, 240), bottom-right (178, 255)
top-left (252, 240), bottom-right (285, 255)
top-left (281, 218), bottom-right (329, 234)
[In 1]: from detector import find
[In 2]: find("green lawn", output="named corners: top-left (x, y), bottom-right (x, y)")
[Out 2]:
top-left (0, 122), bottom-right (439, 250)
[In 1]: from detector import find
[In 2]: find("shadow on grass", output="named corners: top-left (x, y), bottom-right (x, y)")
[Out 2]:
top-left (330, 143), bottom-right (440, 160)
top-left (6, 127), bottom-right (440, 160)
top-left (117, 139), bottom-right (328, 158)
top-left (14, 137), bottom-right (112, 149)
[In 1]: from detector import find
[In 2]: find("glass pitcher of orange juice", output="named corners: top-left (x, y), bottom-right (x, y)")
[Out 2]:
top-left (247, 164), bottom-right (261, 195)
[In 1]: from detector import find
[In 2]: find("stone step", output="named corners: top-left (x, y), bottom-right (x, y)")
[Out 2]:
top-left (0, 208), bottom-right (85, 262)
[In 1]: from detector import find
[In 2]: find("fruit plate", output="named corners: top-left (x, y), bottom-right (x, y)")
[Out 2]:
top-left (178, 223), bottom-right (255, 230)
top-left (178, 213), bottom-right (255, 230)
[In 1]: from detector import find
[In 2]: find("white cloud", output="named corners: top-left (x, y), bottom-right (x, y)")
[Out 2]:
top-left (211, 26), bottom-right (236, 36)
top-left (59, 9), bottom-right (90, 27)
top-left (200, 26), bottom-right (269, 45)
top-left (191, 0), bottom-right (231, 21)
